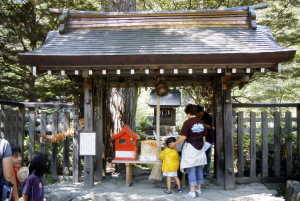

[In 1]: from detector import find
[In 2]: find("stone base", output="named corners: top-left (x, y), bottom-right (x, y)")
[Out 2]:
top-left (286, 180), bottom-right (300, 201)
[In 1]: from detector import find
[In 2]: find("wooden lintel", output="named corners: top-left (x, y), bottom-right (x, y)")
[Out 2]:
top-left (233, 103), bottom-right (300, 108)
top-left (37, 63), bottom-right (276, 70)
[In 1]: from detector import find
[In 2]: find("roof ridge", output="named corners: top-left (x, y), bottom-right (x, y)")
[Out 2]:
top-left (50, 3), bottom-right (268, 16)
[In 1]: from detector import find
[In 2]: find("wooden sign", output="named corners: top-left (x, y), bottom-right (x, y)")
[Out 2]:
top-left (80, 132), bottom-right (96, 156)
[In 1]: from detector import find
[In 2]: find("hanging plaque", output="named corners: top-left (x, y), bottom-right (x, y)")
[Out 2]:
top-left (80, 132), bottom-right (96, 156)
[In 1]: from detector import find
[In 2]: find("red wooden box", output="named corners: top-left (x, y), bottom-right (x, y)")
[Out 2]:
top-left (112, 126), bottom-right (139, 160)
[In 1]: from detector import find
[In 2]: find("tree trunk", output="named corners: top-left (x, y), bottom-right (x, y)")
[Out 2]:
top-left (108, 0), bottom-right (137, 132)
top-left (100, 0), bottom-right (138, 171)
top-left (109, 0), bottom-right (136, 12)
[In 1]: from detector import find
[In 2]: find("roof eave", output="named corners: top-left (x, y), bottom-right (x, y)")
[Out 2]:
top-left (18, 50), bottom-right (296, 67)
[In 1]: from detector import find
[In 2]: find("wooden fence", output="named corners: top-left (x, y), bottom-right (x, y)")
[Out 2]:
top-left (0, 101), bottom-right (77, 181)
top-left (0, 103), bottom-right (25, 154)
top-left (232, 103), bottom-right (300, 183)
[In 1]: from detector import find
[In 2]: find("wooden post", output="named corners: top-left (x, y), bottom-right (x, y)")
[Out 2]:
top-left (297, 105), bottom-right (300, 161)
top-left (83, 76), bottom-right (94, 187)
top-left (261, 112), bottom-right (268, 178)
top-left (18, 106), bottom-right (25, 155)
top-left (273, 112), bottom-right (281, 177)
top-left (223, 88), bottom-right (235, 190)
top-left (250, 112), bottom-right (256, 178)
top-left (214, 77), bottom-right (224, 186)
top-left (12, 110), bottom-right (18, 146)
top-left (0, 106), bottom-right (3, 138)
top-left (40, 113), bottom-right (46, 154)
top-left (51, 111), bottom-right (58, 179)
top-left (94, 80), bottom-right (104, 181)
top-left (72, 107), bottom-right (80, 183)
top-left (237, 111), bottom-right (245, 177)
top-left (156, 95), bottom-right (161, 152)
top-left (126, 164), bottom-right (133, 186)
top-left (285, 111), bottom-right (292, 178)
top-left (63, 110), bottom-right (70, 175)
top-left (28, 110), bottom-right (36, 160)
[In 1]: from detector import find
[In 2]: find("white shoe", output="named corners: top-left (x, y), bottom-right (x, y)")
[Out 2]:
top-left (187, 191), bottom-right (197, 198)
top-left (196, 189), bottom-right (202, 195)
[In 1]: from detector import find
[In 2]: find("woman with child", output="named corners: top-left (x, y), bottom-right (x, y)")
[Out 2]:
top-left (166, 104), bottom-right (210, 198)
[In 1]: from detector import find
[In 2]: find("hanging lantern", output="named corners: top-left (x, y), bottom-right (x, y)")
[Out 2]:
top-left (155, 81), bottom-right (169, 96)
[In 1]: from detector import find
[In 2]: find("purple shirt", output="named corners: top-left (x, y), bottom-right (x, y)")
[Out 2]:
top-left (22, 174), bottom-right (44, 201)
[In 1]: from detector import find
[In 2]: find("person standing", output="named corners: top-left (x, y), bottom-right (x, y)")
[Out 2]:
top-left (0, 139), bottom-right (19, 201)
top-left (170, 104), bottom-right (208, 198)
top-left (21, 152), bottom-right (48, 201)
top-left (159, 137), bottom-right (182, 194)
top-left (196, 105), bottom-right (214, 177)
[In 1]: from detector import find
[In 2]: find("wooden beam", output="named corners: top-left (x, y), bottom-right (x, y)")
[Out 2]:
top-left (50, 8), bottom-right (248, 17)
top-left (83, 77), bottom-right (94, 187)
top-left (0, 100), bottom-right (25, 107)
top-left (21, 102), bottom-right (74, 108)
top-left (20, 51), bottom-right (295, 67)
top-left (223, 88), bottom-right (235, 190)
top-left (233, 103), bottom-right (300, 108)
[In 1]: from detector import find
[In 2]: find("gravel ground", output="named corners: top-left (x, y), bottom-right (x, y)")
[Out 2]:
top-left (45, 174), bottom-right (284, 201)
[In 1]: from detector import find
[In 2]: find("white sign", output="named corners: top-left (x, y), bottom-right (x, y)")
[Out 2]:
top-left (80, 132), bottom-right (96, 156)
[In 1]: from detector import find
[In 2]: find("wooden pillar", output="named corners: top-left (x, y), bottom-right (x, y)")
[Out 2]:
top-left (214, 77), bottom-right (224, 186)
top-left (125, 164), bottom-right (133, 186)
top-left (285, 111), bottom-right (293, 178)
top-left (72, 107), bottom-right (80, 183)
top-left (63, 110), bottom-right (70, 175)
top-left (0, 106), bottom-right (3, 138)
top-left (40, 113), bottom-right (46, 154)
top-left (94, 79), bottom-right (104, 181)
top-left (261, 112), bottom-right (269, 178)
top-left (297, 105), bottom-right (300, 161)
top-left (51, 111), bottom-right (58, 179)
top-left (18, 106), bottom-right (25, 155)
top-left (249, 112), bottom-right (256, 178)
top-left (28, 109), bottom-right (36, 160)
top-left (83, 76), bottom-right (94, 187)
top-left (237, 111), bottom-right (245, 177)
top-left (273, 112), bottom-right (281, 177)
top-left (223, 88), bottom-right (235, 190)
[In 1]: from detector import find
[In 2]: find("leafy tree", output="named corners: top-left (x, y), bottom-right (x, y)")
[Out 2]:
top-left (0, 0), bottom-right (99, 102)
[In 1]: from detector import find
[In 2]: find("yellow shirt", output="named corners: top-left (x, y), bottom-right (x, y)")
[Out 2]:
top-left (159, 147), bottom-right (180, 172)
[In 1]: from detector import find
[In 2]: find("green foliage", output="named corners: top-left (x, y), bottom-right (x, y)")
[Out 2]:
top-left (0, 0), bottom-right (98, 102)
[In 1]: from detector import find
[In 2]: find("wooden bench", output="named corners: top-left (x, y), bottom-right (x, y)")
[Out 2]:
top-left (112, 160), bottom-right (161, 186)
